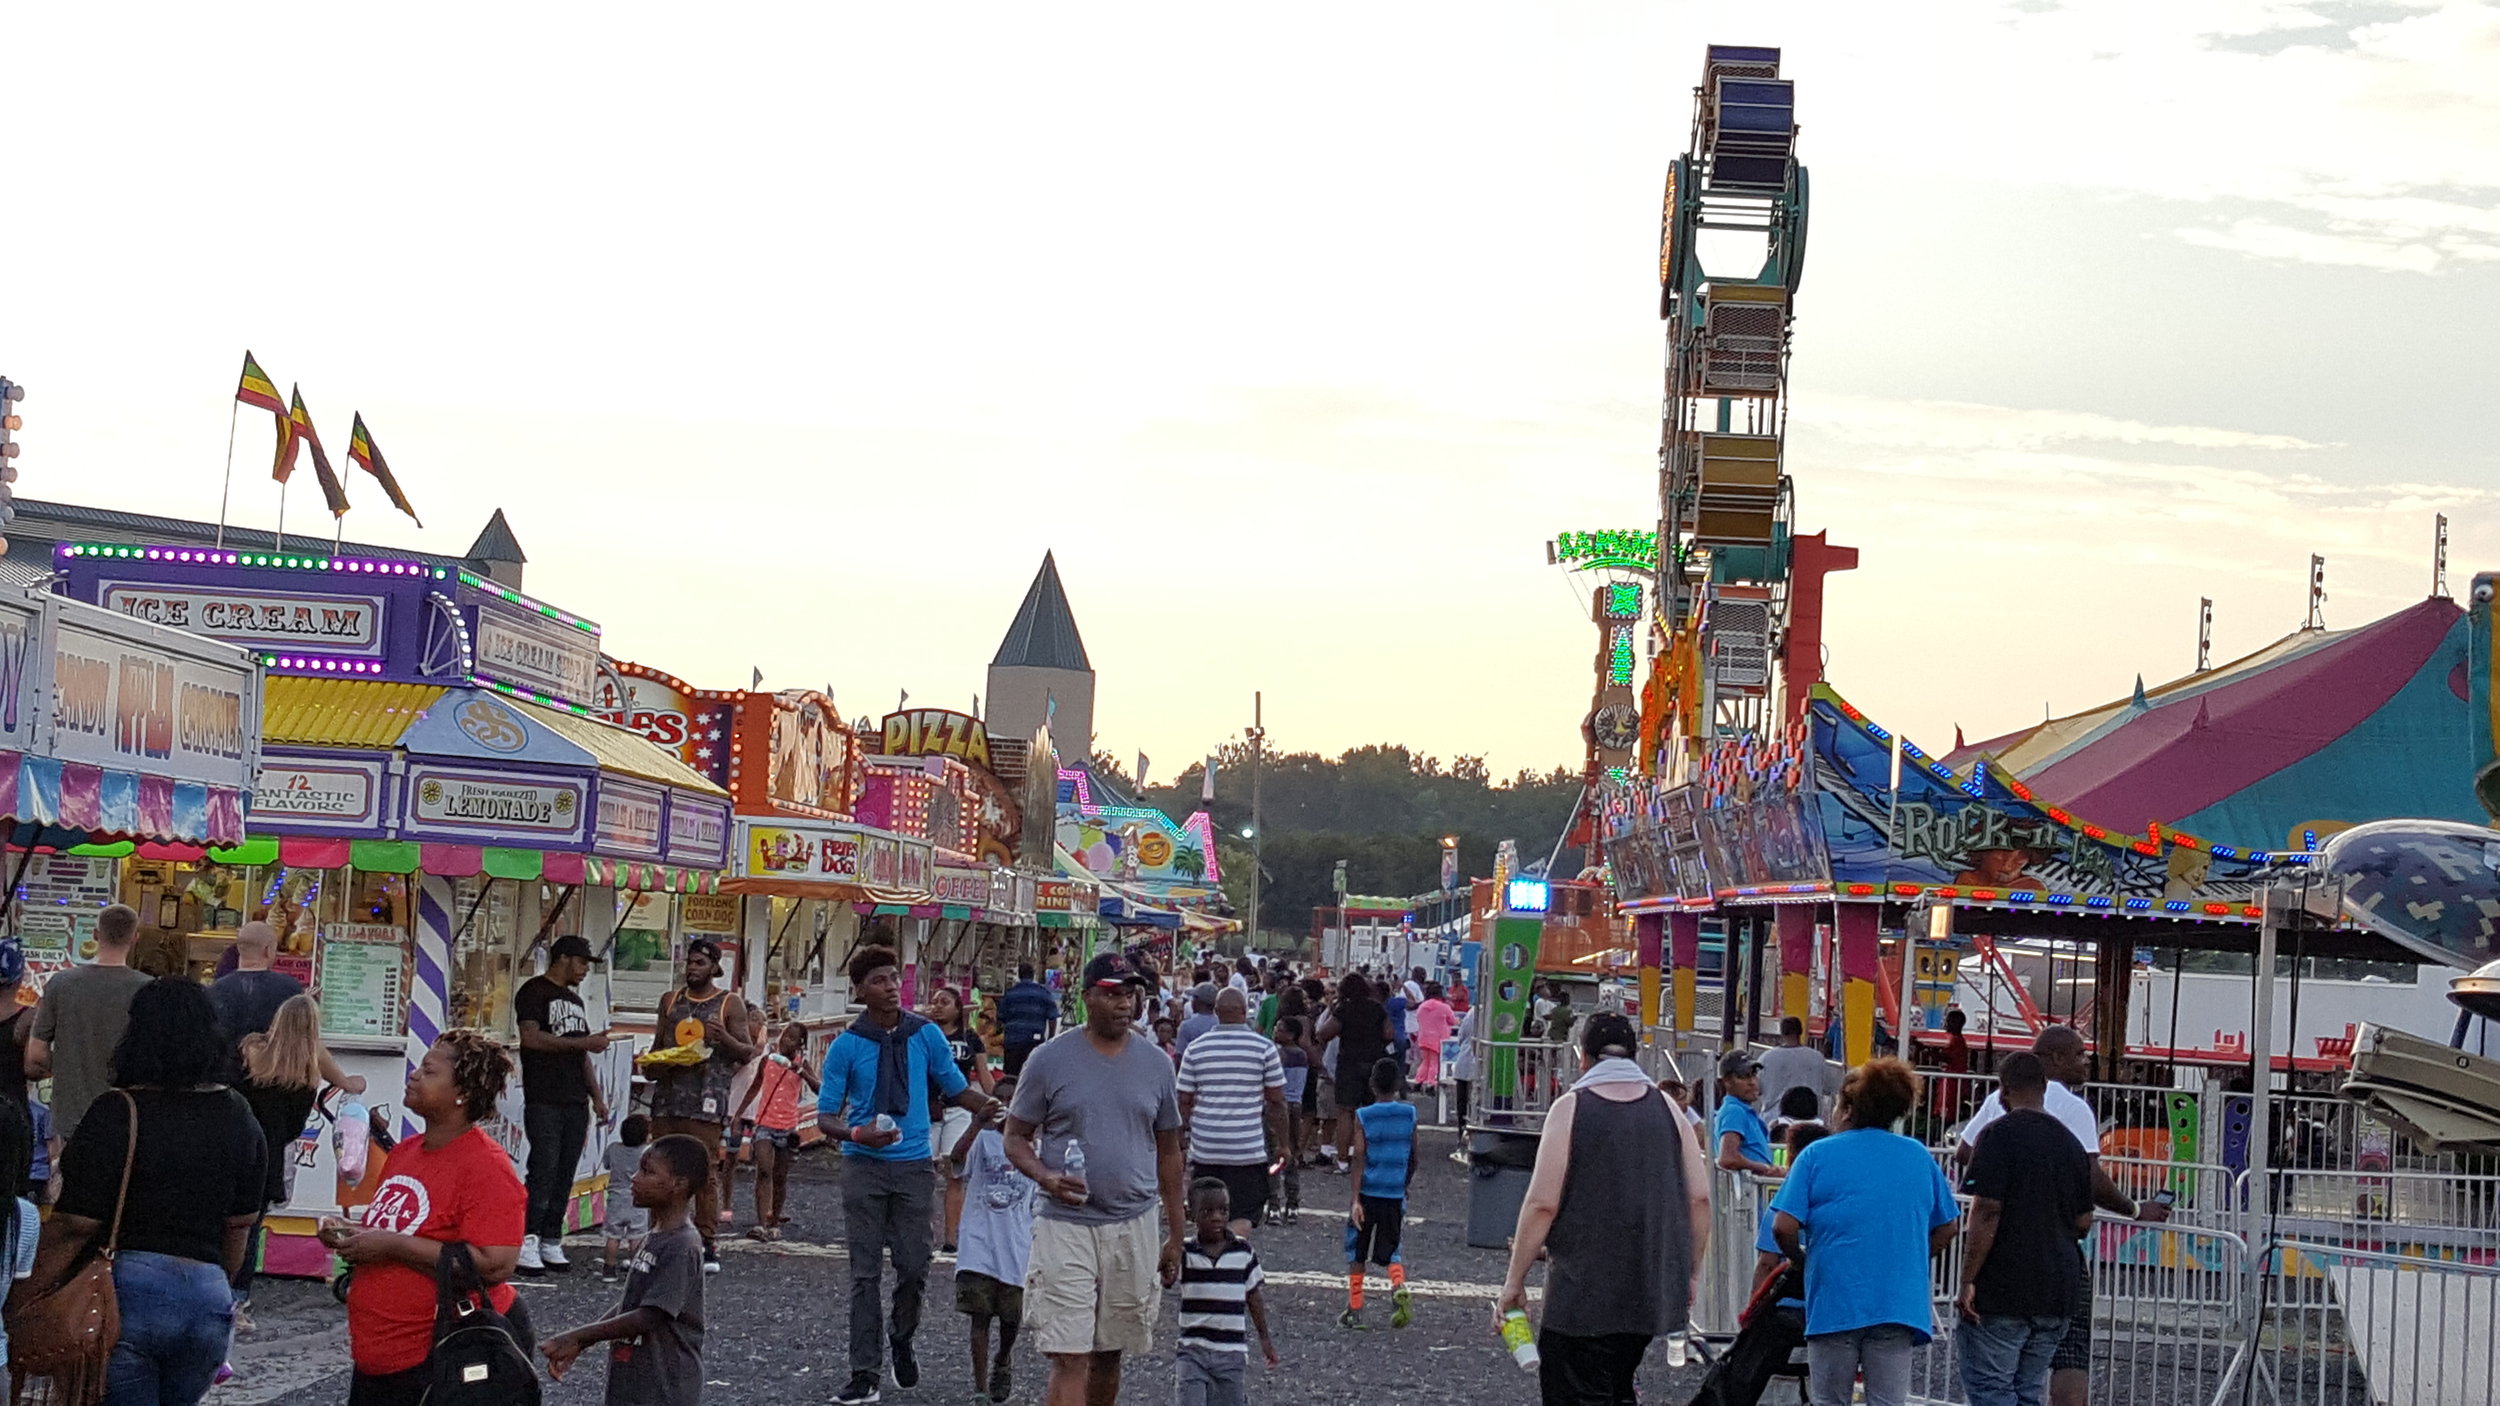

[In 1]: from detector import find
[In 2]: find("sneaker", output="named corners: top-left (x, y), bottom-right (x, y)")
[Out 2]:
top-left (833, 1372), bottom-right (883, 1405)
top-left (1391, 1286), bottom-right (1413, 1329)
top-left (517, 1234), bottom-right (545, 1274)
top-left (1338, 1306), bottom-right (1367, 1330)
top-left (890, 1336), bottom-right (919, 1389)
top-left (988, 1357), bottom-right (1012, 1401)
top-left (702, 1246), bottom-right (721, 1275)
top-left (540, 1240), bottom-right (571, 1271)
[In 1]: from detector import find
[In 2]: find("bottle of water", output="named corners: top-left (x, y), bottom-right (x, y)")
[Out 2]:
top-left (1063, 1138), bottom-right (1087, 1188)
top-left (872, 1113), bottom-right (897, 1135)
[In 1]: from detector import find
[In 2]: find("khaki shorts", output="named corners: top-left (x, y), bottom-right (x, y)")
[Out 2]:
top-left (1025, 1209), bottom-right (1163, 1357)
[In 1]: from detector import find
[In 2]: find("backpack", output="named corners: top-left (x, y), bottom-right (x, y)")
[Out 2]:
top-left (424, 1243), bottom-right (540, 1405)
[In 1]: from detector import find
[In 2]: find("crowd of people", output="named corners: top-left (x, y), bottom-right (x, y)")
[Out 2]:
top-left (0, 909), bottom-right (2176, 1406)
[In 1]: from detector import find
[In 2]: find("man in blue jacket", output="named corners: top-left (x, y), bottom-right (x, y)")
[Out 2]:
top-left (821, 945), bottom-right (1003, 1405)
top-left (997, 963), bottom-right (1059, 1078)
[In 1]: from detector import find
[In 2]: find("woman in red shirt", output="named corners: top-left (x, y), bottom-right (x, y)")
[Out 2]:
top-left (327, 1030), bottom-right (528, 1406)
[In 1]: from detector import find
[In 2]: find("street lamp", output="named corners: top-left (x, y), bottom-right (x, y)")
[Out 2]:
top-left (1246, 693), bottom-right (1266, 948)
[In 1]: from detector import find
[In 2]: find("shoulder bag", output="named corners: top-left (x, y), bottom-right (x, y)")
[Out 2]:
top-left (423, 1242), bottom-right (540, 1405)
top-left (5, 1090), bottom-right (138, 1406)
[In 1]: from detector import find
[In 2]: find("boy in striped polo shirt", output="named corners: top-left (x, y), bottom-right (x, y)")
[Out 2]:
top-left (1177, 1178), bottom-right (1278, 1406)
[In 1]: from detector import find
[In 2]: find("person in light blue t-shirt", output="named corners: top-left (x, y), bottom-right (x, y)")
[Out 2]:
top-left (1713, 1051), bottom-right (1778, 1175)
top-left (1771, 1058), bottom-right (1961, 1406)
top-left (815, 945), bottom-right (1002, 1398)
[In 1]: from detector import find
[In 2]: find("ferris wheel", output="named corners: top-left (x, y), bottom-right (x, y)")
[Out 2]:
top-left (1653, 45), bottom-right (1808, 763)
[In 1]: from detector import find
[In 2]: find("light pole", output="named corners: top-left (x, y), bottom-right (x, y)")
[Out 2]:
top-left (1246, 692), bottom-right (1265, 947)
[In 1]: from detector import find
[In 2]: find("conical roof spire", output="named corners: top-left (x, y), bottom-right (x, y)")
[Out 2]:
top-left (466, 509), bottom-right (527, 565)
top-left (991, 552), bottom-right (1091, 672)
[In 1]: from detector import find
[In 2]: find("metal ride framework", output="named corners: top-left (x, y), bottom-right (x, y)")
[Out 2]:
top-left (1655, 45), bottom-right (1807, 758)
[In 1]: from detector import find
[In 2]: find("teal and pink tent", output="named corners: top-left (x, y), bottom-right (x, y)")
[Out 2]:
top-left (1948, 594), bottom-right (2486, 854)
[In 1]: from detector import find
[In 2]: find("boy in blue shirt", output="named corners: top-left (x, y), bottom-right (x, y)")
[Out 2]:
top-left (1342, 1058), bottom-right (1417, 1330)
top-left (1714, 1051), bottom-right (1778, 1176)
top-left (817, 946), bottom-right (1002, 1406)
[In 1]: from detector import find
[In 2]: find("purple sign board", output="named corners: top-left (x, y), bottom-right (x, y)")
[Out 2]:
top-left (664, 792), bottom-right (733, 870)
top-left (55, 546), bottom-right (735, 866)
top-left (57, 545), bottom-right (602, 709)
top-left (251, 748), bottom-right (394, 836)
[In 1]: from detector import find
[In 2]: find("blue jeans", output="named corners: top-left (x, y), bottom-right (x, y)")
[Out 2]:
top-left (1958, 1313), bottom-right (2068, 1406)
top-left (1806, 1324), bottom-right (1916, 1406)
top-left (106, 1251), bottom-right (234, 1406)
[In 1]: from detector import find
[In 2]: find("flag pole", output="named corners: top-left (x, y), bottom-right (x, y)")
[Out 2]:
top-left (215, 399), bottom-right (239, 550)
top-left (275, 479), bottom-right (287, 555)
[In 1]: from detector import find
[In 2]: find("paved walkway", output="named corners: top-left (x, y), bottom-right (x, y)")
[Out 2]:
top-left (214, 1118), bottom-right (1717, 1404)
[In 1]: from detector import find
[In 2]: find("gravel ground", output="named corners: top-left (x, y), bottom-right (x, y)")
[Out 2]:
top-left (212, 1116), bottom-right (1724, 1406)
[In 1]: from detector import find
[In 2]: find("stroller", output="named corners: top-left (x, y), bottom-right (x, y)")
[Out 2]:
top-left (1688, 1256), bottom-right (1809, 1406)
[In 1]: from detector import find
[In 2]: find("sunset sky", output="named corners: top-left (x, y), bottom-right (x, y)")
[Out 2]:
top-left (12, 1), bottom-right (2498, 785)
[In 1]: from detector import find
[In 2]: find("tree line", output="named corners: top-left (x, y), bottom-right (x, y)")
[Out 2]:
top-left (1091, 743), bottom-right (1584, 942)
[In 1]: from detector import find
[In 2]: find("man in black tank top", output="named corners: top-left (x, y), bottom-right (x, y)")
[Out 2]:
top-left (1495, 1012), bottom-right (1712, 1405)
top-left (647, 939), bottom-right (757, 1272)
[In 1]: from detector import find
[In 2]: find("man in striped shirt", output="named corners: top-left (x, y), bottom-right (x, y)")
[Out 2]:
top-left (1178, 1178), bottom-right (1278, 1406)
top-left (1176, 988), bottom-right (1288, 1238)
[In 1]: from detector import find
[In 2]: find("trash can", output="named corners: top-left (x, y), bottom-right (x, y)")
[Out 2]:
top-left (1464, 1129), bottom-right (1542, 1248)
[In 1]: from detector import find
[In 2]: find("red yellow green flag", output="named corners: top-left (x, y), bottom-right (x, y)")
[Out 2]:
top-left (346, 414), bottom-right (421, 527)
top-left (272, 385), bottom-right (308, 483)
top-left (234, 351), bottom-right (284, 415)
top-left (291, 389), bottom-right (350, 518)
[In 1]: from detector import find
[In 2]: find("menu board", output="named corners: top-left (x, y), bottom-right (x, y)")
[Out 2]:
top-left (680, 893), bottom-right (740, 935)
top-left (16, 856), bottom-right (119, 967)
top-left (315, 924), bottom-right (408, 1041)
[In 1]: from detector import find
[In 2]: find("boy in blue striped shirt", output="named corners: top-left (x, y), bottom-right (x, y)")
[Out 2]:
top-left (1342, 1058), bottom-right (1417, 1330)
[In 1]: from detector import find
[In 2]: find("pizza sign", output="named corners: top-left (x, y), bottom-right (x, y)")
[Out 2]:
top-left (880, 709), bottom-right (991, 769)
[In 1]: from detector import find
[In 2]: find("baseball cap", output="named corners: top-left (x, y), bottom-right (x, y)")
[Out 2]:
top-left (1082, 951), bottom-right (1150, 991)
top-left (686, 936), bottom-right (723, 961)
top-left (549, 935), bottom-right (594, 961)
top-left (1719, 1050), bottom-right (1763, 1079)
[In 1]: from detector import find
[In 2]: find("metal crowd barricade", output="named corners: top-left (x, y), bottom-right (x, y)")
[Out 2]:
top-left (2252, 1241), bottom-right (2500, 1406)
top-left (1462, 1037), bottom-right (1579, 1135)
top-left (1695, 1169), bottom-right (1777, 1339)
top-left (2245, 1166), bottom-right (2500, 1256)
top-left (1897, 1215), bottom-right (2255, 1406)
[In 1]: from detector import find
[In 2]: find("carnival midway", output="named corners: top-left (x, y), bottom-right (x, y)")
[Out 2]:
top-left (0, 35), bottom-right (2496, 1406)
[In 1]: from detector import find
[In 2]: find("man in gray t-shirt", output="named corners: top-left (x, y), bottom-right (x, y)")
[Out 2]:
top-left (1755, 1016), bottom-right (1841, 1119)
top-left (1006, 951), bottom-right (1184, 1406)
top-left (28, 905), bottom-right (154, 1139)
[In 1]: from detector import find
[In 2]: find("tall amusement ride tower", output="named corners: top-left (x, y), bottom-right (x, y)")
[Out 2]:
top-left (1649, 46), bottom-right (1810, 777)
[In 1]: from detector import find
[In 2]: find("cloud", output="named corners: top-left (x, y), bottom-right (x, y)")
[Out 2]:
top-left (2175, 219), bottom-right (2446, 271)
top-left (1782, 388), bottom-right (2496, 748)
top-left (1794, 396), bottom-right (2331, 453)
top-left (1801, 1), bottom-right (2500, 272)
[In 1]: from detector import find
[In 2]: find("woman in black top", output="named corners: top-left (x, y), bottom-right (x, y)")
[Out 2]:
top-left (0, 938), bottom-right (29, 1112)
top-left (1316, 973), bottom-right (1394, 1172)
top-left (233, 994), bottom-right (366, 1315)
top-left (53, 977), bottom-right (265, 1406)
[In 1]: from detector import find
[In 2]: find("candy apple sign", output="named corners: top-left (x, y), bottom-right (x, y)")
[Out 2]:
top-left (2317, 819), bottom-right (2500, 972)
